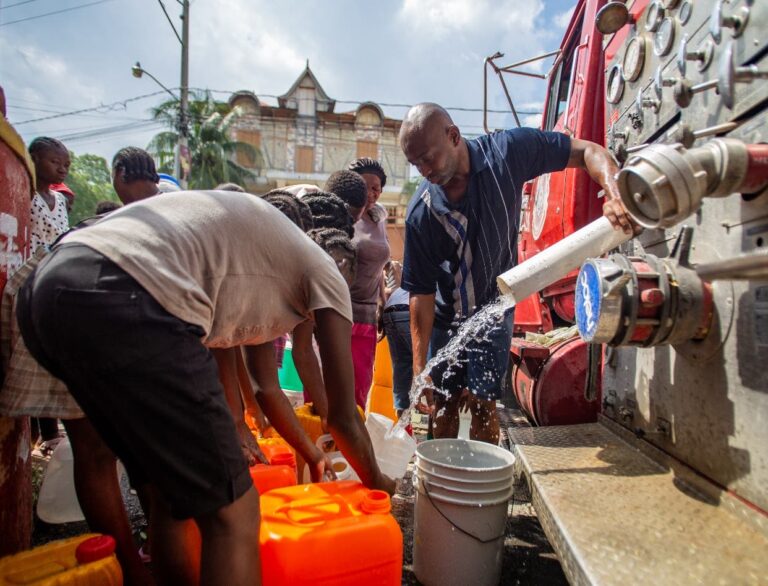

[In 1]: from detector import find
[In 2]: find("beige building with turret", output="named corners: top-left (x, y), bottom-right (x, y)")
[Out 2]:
top-left (227, 63), bottom-right (410, 259)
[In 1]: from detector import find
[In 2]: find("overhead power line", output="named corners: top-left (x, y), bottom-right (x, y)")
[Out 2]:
top-left (156, 0), bottom-right (182, 44)
top-left (199, 89), bottom-right (541, 116)
top-left (14, 87), bottom-right (541, 127)
top-left (12, 90), bottom-right (172, 125)
top-left (0, 0), bottom-right (44, 10)
top-left (0, 0), bottom-right (116, 27)
top-left (55, 119), bottom-right (163, 142)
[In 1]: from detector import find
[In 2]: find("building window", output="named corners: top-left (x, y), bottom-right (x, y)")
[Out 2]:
top-left (356, 106), bottom-right (382, 127)
top-left (356, 140), bottom-right (378, 160)
top-left (297, 87), bottom-right (316, 117)
top-left (296, 146), bottom-right (314, 173)
top-left (236, 129), bottom-right (261, 167)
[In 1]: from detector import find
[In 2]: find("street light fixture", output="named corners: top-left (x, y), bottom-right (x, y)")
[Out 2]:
top-left (131, 61), bottom-right (185, 182)
top-left (131, 62), bottom-right (179, 102)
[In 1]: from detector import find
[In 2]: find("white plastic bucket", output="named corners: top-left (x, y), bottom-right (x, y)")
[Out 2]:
top-left (37, 438), bottom-right (127, 524)
top-left (413, 439), bottom-right (515, 586)
top-left (37, 437), bottom-right (84, 523)
top-left (364, 412), bottom-right (416, 479)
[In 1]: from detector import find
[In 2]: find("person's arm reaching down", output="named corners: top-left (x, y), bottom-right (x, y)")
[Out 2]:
top-left (409, 292), bottom-right (436, 415)
top-left (291, 320), bottom-right (329, 428)
top-left (242, 342), bottom-right (333, 482)
top-left (313, 308), bottom-right (396, 494)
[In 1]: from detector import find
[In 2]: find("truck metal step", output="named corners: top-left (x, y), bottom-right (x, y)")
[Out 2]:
top-left (511, 419), bottom-right (768, 586)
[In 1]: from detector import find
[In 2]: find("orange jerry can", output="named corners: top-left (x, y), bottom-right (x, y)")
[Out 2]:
top-left (366, 338), bottom-right (397, 423)
top-left (258, 437), bottom-right (297, 475)
top-left (260, 481), bottom-right (402, 585)
top-left (0, 534), bottom-right (122, 586)
top-left (250, 463), bottom-right (297, 495)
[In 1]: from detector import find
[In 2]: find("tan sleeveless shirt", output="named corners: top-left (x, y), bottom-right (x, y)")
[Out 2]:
top-left (63, 190), bottom-right (352, 347)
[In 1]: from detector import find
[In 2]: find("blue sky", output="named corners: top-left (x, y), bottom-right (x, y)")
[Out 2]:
top-left (1, 0), bottom-right (576, 163)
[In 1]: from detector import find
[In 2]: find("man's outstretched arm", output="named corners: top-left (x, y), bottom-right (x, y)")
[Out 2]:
top-left (568, 138), bottom-right (636, 234)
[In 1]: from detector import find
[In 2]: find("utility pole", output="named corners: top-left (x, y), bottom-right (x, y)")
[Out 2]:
top-left (178, 0), bottom-right (190, 188)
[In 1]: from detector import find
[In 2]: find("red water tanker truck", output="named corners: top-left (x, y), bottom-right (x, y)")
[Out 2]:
top-left (488, 0), bottom-right (768, 582)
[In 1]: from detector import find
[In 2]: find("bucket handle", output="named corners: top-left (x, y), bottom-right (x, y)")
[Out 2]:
top-left (419, 477), bottom-right (508, 544)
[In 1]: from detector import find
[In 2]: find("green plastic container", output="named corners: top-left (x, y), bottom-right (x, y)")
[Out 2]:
top-left (278, 346), bottom-right (304, 392)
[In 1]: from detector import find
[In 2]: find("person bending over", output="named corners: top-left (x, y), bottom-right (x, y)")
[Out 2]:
top-left (18, 191), bottom-right (393, 586)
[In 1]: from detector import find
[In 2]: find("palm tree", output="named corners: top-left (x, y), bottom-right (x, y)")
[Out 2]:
top-left (147, 90), bottom-right (263, 189)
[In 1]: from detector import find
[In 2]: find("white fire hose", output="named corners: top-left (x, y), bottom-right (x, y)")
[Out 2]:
top-left (496, 216), bottom-right (632, 303)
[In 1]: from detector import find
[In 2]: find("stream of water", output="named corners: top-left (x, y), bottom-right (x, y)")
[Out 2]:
top-left (388, 296), bottom-right (516, 438)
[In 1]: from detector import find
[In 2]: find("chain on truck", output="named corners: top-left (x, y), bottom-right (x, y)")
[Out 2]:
top-left (486, 0), bottom-right (768, 582)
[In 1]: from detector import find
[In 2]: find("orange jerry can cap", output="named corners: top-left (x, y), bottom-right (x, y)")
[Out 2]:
top-left (75, 535), bottom-right (116, 564)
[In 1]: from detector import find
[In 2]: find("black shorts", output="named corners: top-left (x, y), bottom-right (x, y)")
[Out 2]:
top-left (17, 244), bottom-right (252, 519)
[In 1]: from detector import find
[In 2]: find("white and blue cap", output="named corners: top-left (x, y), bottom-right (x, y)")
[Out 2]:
top-left (157, 173), bottom-right (181, 193)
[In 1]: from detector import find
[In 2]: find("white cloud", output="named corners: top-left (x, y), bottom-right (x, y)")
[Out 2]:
top-left (522, 113), bottom-right (543, 128)
top-left (400, 0), bottom-right (477, 35)
top-left (399, 0), bottom-right (544, 40)
top-left (192, 2), bottom-right (306, 96)
top-left (555, 6), bottom-right (576, 29)
top-left (2, 36), bottom-right (105, 111)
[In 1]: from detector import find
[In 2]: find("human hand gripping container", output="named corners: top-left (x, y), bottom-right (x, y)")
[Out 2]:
top-left (283, 402), bottom-right (366, 483)
top-left (0, 534), bottom-right (122, 586)
top-left (259, 481), bottom-right (402, 585)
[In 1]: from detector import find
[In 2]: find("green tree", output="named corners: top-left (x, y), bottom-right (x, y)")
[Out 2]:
top-left (147, 90), bottom-right (262, 189)
top-left (66, 152), bottom-right (120, 225)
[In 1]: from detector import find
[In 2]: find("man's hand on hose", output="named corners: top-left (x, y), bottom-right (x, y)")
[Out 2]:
top-left (602, 191), bottom-right (638, 235)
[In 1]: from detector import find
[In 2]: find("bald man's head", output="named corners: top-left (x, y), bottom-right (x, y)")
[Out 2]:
top-left (400, 103), bottom-right (453, 140)
top-left (399, 102), bottom-right (464, 187)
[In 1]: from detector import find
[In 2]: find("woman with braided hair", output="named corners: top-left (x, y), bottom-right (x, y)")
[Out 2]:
top-left (346, 158), bottom-right (391, 409)
top-left (111, 147), bottom-right (160, 204)
top-left (28, 137), bottom-right (70, 254)
top-left (302, 191), bottom-right (355, 238)
top-left (26, 137), bottom-right (70, 473)
top-left (307, 227), bottom-right (357, 288)
top-left (262, 189), bottom-right (314, 232)
top-left (292, 226), bottom-right (358, 430)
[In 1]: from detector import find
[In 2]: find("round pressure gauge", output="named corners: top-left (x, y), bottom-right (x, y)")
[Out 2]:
top-left (654, 17), bottom-right (676, 56)
top-left (623, 36), bottom-right (647, 82)
top-left (679, 0), bottom-right (693, 24)
top-left (645, 1), bottom-right (666, 32)
top-left (607, 64), bottom-right (625, 104)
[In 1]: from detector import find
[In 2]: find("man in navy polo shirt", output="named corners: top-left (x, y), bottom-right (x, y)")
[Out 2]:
top-left (400, 103), bottom-right (632, 444)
